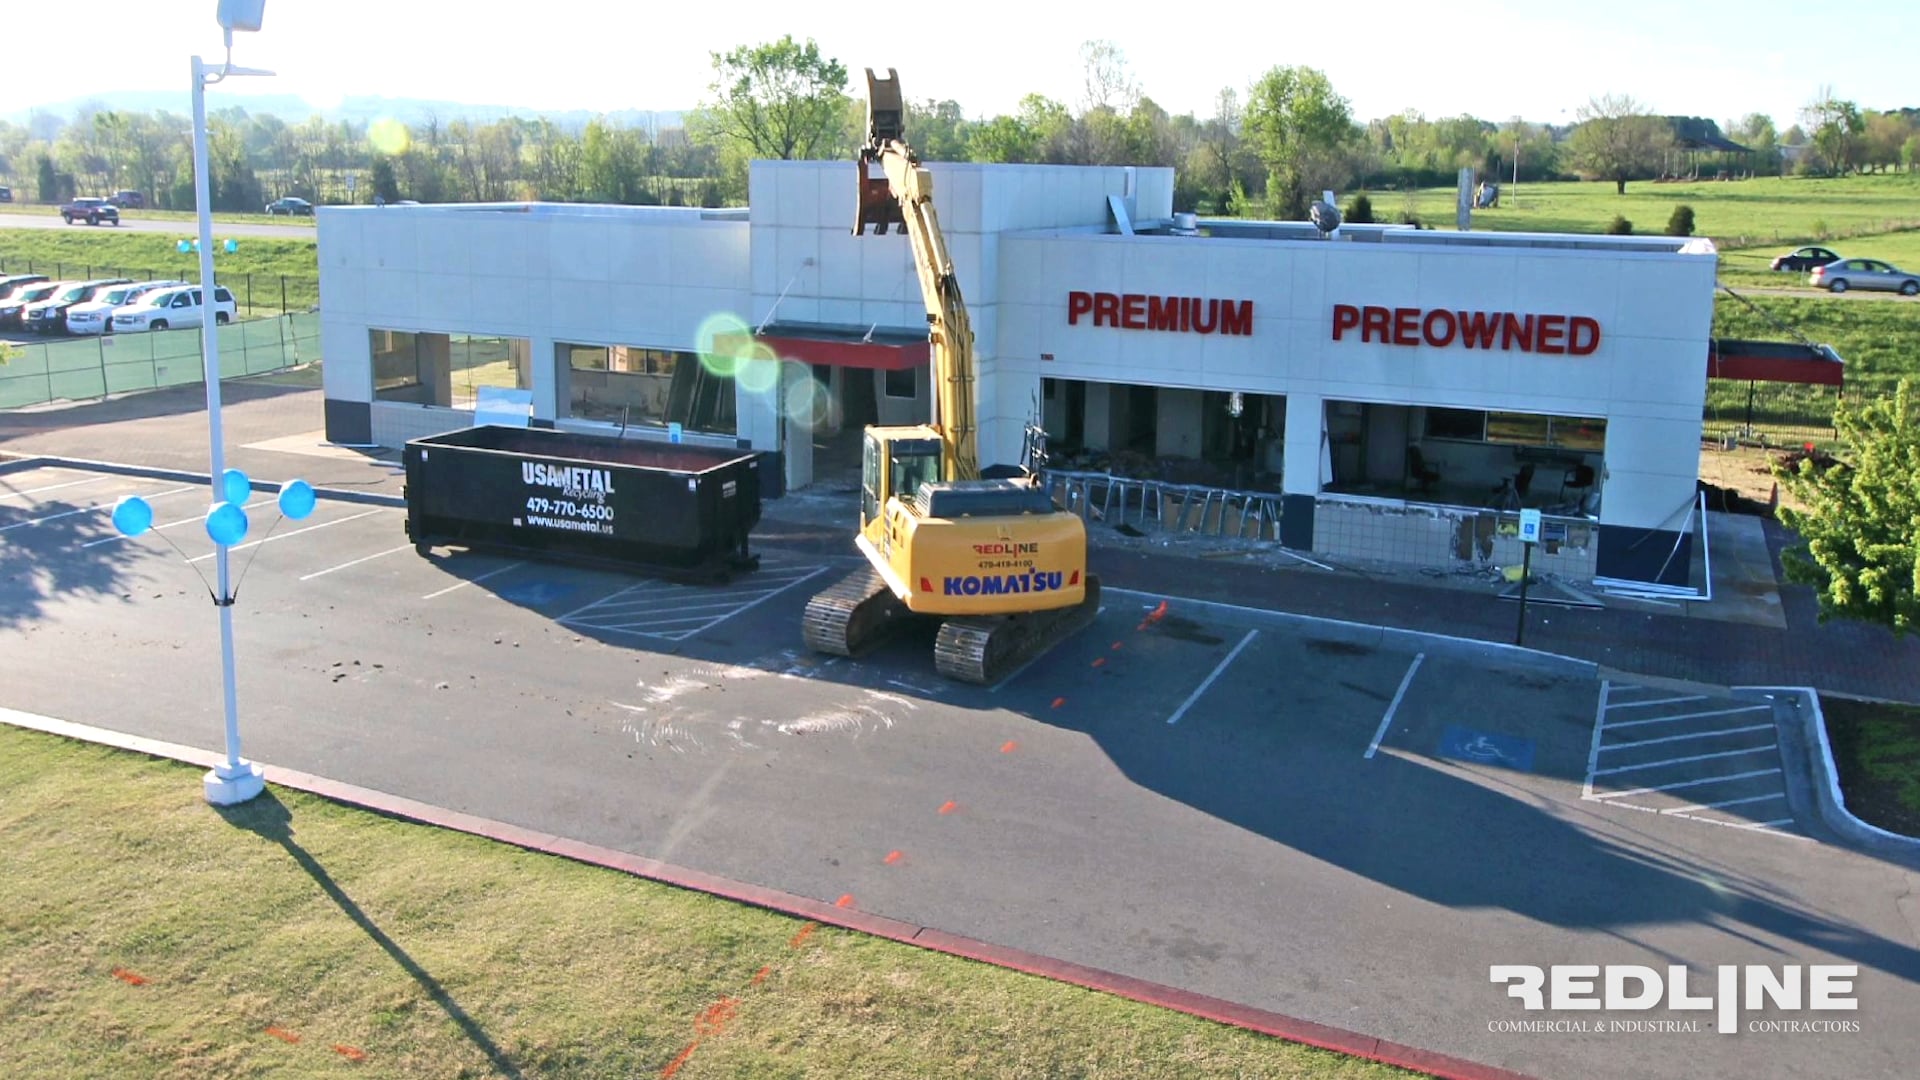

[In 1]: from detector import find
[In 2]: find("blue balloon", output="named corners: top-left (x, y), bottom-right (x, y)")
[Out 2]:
top-left (224, 238), bottom-right (238, 253)
top-left (221, 467), bottom-right (251, 505)
top-left (112, 496), bottom-right (154, 537)
top-left (277, 479), bottom-right (316, 520)
top-left (205, 501), bottom-right (249, 546)
top-left (177, 239), bottom-right (191, 253)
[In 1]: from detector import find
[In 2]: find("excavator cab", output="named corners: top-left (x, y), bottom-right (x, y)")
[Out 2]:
top-left (859, 427), bottom-right (942, 532)
top-left (855, 68), bottom-right (909, 236)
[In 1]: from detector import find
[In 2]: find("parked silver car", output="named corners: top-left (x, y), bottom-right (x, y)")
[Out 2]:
top-left (1808, 258), bottom-right (1920, 296)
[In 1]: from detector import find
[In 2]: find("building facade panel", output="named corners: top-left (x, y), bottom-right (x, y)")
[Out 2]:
top-left (319, 160), bottom-right (1722, 584)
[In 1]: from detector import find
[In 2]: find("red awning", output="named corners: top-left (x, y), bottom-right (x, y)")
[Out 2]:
top-left (753, 321), bottom-right (930, 371)
top-left (1706, 339), bottom-right (1844, 387)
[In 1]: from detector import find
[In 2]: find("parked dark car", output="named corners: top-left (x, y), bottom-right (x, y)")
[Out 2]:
top-left (109, 190), bottom-right (146, 209)
top-left (59, 197), bottom-right (120, 226)
top-left (264, 197), bottom-right (313, 216)
top-left (1770, 246), bottom-right (1840, 273)
top-left (0, 185), bottom-right (13, 202)
top-left (0, 281), bottom-right (66, 330)
top-left (21, 278), bottom-right (134, 335)
top-left (0, 273), bottom-right (51, 299)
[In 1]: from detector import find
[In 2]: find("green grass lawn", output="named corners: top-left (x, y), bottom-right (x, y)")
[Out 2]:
top-left (0, 724), bottom-right (1412, 1080)
top-left (0, 228), bottom-right (317, 313)
top-left (1366, 174), bottom-right (1920, 246)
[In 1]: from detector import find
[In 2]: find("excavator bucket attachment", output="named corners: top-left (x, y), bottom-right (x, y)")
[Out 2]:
top-left (854, 67), bottom-right (909, 236)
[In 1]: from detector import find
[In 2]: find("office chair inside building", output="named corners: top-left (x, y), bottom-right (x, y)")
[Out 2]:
top-left (1406, 446), bottom-right (1441, 494)
top-left (1490, 463), bottom-right (1534, 511)
top-left (1560, 463), bottom-right (1595, 503)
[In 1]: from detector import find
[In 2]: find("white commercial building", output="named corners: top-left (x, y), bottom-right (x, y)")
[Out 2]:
top-left (316, 160), bottom-right (1827, 585)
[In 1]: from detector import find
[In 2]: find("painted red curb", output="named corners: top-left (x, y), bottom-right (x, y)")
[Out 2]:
top-left (1, 708), bottom-right (1534, 1080)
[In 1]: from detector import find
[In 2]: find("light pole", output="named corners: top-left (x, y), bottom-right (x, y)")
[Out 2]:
top-left (195, 0), bottom-right (272, 806)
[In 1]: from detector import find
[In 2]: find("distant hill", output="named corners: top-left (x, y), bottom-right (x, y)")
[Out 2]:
top-left (6, 91), bottom-right (687, 133)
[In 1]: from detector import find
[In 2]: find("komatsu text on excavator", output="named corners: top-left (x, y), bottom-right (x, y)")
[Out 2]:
top-left (801, 68), bottom-right (1101, 684)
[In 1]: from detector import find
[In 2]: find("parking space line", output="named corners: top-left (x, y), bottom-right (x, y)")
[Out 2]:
top-left (421, 561), bottom-right (525, 600)
top-left (1604, 704), bottom-right (1769, 730)
top-left (0, 485), bottom-right (196, 532)
top-left (1365, 652), bottom-right (1425, 759)
top-left (0, 476), bottom-right (109, 501)
top-left (683, 566), bottom-right (829, 635)
top-left (78, 514), bottom-right (203, 548)
top-left (1662, 792), bottom-right (1785, 815)
top-left (558, 565), bottom-right (829, 643)
top-left (299, 544), bottom-right (413, 581)
top-left (1604, 694), bottom-right (1708, 711)
top-left (1588, 767), bottom-right (1783, 801)
top-left (1597, 722), bottom-right (1776, 751)
top-left (587, 597), bottom-right (770, 618)
top-left (1166, 629), bottom-right (1258, 726)
top-left (186, 509), bottom-right (386, 563)
top-left (1591, 745), bottom-right (1778, 777)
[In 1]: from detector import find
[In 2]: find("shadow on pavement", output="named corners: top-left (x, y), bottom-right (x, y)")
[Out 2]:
top-left (217, 790), bottom-right (527, 1079)
top-left (426, 540), bottom-right (1920, 992)
top-left (0, 491), bottom-right (149, 630)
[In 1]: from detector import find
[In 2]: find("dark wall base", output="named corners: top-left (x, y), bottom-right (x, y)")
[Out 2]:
top-left (528, 417), bottom-right (554, 430)
top-left (1281, 494), bottom-right (1316, 551)
top-left (323, 398), bottom-right (372, 446)
top-left (1597, 525), bottom-right (1693, 586)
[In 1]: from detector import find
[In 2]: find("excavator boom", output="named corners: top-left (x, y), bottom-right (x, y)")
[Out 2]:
top-left (851, 67), bottom-right (977, 483)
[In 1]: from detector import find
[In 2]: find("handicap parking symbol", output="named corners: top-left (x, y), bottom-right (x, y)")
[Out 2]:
top-left (1436, 724), bottom-right (1536, 772)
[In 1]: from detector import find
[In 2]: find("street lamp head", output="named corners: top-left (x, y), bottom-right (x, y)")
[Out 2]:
top-left (216, 0), bottom-right (265, 32)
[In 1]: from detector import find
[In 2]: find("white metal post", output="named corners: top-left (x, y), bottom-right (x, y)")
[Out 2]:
top-left (192, 53), bottom-right (263, 806)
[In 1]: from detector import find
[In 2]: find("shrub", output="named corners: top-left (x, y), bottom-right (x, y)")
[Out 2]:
top-left (1396, 210), bottom-right (1423, 228)
top-left (1344, 193), bottom-right (1375, 224)
top-left (1605, 215), bottom-right (1634, 235)
top-left (1665, 204), bottom-right (1695, 237)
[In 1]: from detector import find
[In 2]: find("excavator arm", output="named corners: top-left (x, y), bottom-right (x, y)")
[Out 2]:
top-left (852, 67), bottom-right (979, 483)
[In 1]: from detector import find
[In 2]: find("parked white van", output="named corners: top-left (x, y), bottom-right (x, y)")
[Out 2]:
top-left (111, 285), bottom-right (238, 333)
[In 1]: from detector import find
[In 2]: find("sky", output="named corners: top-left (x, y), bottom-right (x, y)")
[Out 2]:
top-left (12, 0), bottom-right (1916, 129)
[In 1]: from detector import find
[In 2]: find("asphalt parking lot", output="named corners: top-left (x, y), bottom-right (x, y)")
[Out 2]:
top-left (5, 460), bottom-right (1920, 1080)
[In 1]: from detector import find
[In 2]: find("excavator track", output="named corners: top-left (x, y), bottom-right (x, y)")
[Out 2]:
top-left (933, 575), bottom-right (1102, 686)
top-left (802, 566), bottom-right (912, 658)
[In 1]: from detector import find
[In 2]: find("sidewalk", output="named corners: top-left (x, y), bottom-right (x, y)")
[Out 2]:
top-left (7, 381), bottom-right (1916, 703)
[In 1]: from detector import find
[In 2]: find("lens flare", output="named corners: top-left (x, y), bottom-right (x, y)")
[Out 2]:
top-left (782, 368), bottom-right (832, 428)
top-left (734, 343), bottom-right (780, 395)
top-left (695, 311), bottom-right (752, 377)
top-left (367, 117), bottom-right (411, 156)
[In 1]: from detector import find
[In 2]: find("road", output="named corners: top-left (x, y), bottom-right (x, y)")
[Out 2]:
top-left (3, 458), bottom-right (1917, 1080)
top-left (0, 209), bottom-right (313, 239)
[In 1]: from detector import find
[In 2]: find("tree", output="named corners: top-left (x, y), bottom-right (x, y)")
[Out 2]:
top-left (369, 156), bottom-right (399, 203)
top-left (905, 99), bottom-right (970, 162)
top-left (1078, 40), bottom-right (1139, 114)
top-left (1243, 65), bottom-right (1356, 220)
top-left (1905, 133), bottom-right (1920, 173)
top-left (1567, 94), bottom-right (1672, 194)
top-left (696, 35), bottom-right (850, 161)
top-left (35, 152), bottom-right (59, 202)
top-left (1802, 89), bottom-right (1864, 175)
top-left (966, 114), bottom-right (1039, 163)
top-left (1862, 110), bottom-right (1914, 172)
top-left (1776, 381), bottom-right (1920, 636)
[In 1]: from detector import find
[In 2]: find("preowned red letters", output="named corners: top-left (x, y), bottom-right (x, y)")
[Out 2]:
top-left (1330, 303), bottom-right (1600, 355)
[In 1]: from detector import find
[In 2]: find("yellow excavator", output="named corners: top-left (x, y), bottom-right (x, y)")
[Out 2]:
top-left (801, 68), bottom-right (1100, 684)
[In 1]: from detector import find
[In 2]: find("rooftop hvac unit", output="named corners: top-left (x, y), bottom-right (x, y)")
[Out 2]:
top-left (1170, 212), bottom-right (1200, 236)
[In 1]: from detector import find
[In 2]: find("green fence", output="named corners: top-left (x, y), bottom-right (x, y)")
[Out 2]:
top-left (0, 312), bottom-right (318, 409)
